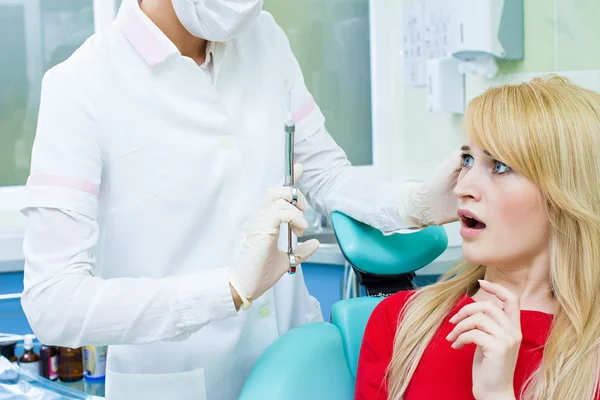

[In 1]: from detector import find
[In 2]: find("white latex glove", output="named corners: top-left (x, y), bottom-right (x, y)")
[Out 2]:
top-left (229, 165), bottom-right (320, 306)
top-left (399, 149), bottom-right (462, 227)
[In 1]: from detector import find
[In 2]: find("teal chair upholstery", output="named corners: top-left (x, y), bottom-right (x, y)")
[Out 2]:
top-left (239, 323), bottom-right (354, 400)
top-left (331, 211), bottom-right (448, 295)
top-left (331, 296), bottom-right (383, 377)
top-left (239, 297), bottom-right (383, 400)
top-left (239, 212), bottom-right (449, 399)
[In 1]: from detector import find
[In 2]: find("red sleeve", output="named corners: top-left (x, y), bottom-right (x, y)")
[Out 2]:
top-left (354, 291), bottom-right (414, 400)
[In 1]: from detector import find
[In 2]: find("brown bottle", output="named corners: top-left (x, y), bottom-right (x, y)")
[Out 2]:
top-left (0, 341), bottom-right (18, 364)
top-left (40, 345), bottom-right (59, 381)
top-left (58, 347), bottom-right (83, 382)
top-left (19, 335), bottom-right (41, 376)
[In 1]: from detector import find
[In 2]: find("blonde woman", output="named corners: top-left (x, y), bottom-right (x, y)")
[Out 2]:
top-left (355, 76), bottom-right (600, 400)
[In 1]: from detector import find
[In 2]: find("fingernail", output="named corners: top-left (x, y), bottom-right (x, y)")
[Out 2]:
top-left (478, 279), bottom-right (487, 285)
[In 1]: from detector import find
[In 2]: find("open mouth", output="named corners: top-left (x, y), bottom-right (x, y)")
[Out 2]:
top-left (461, 215), bottom-right (486, 230)
top-left (458, 209), bottom-right (487, 231)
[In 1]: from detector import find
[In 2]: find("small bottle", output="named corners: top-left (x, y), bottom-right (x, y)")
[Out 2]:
top-left (19, 334), bottom-right (41, 376)
top-left (40, 345), bottom-right (59, 381)
top-left (0, 341), bottom-right (19, 365)
top-left (83, 345), bottom-right (107, 380)
top-left (58, 347), bottom-right (83, 382)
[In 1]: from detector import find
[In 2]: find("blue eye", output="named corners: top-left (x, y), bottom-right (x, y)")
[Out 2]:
top-left (493, 161), bottom-right (511, 174)
top-left (461, 154), bottom-right (474, 168)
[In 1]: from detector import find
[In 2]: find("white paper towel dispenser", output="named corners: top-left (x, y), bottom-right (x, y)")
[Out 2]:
top-left (450, 0), bottom-right (523, 61)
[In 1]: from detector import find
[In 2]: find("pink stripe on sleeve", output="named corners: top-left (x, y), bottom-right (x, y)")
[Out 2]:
top-left (292, 95), bottom-right (316, 124)
top-left (27, 174), bottom-right (100, 196)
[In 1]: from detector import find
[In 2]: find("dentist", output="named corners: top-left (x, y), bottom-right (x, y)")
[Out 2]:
top-left (21, 0), bottom-right (460, 398)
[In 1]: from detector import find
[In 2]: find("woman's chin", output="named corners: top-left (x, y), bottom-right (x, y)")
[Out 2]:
top-left (461, 243), bottom-right (490, 266)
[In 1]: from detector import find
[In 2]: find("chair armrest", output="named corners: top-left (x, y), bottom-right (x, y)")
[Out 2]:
top-left (240, 322), bottom-right (355, 400)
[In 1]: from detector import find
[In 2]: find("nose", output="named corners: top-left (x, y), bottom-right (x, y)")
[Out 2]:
top-left (453, 168), bottom-right (482, 202)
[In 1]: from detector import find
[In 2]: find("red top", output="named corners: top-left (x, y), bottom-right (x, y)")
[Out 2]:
top-left (355, 290), bottom-right (555, 400)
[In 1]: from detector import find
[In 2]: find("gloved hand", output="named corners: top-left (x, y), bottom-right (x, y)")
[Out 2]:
top-left (398, 150), bottom-right (462, 227)
top-left (229, 165), bottom-right (320, 308)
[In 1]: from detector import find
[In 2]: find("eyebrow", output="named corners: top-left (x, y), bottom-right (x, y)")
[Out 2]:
top-left (461, 145), bottom-right (491, 157)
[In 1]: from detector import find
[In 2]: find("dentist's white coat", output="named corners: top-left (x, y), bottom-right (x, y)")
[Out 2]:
top-left (21, 3), bottom-right (413, 399)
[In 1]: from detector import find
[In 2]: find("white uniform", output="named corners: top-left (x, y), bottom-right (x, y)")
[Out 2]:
top-left (21, 4), bottom-right (412, 399)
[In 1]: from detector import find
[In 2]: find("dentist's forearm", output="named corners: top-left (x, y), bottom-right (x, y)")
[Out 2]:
top-left (294, 127), bottom-right (418, 233)
top-left (22, 208), bottom-right (238, 347)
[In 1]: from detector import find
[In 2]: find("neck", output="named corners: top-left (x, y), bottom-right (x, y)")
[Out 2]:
top-left (140, 0), bottom-right (208, 65)
top-left (474, 251), bottom-right (556, 314)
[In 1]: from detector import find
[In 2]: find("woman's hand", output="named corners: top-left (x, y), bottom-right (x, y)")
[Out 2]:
top-left (399, 149), bottom-right (462, 227)
top-left (446, 280), bottom-right (521, 400)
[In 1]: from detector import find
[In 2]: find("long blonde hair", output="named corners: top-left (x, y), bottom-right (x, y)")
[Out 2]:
top-left (387, 76), bottom-right (600, 400)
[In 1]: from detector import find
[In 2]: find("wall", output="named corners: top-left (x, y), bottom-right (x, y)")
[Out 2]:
top-left (263, 0), bottom-right (374, 166)
top-left (0, 270), bottom-right (29, 336)
top-left (390, 0), bottom-right (600, 180)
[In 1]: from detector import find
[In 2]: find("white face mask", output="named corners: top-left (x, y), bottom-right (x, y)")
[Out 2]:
top-left (172, 0), bottom-right (264, 42)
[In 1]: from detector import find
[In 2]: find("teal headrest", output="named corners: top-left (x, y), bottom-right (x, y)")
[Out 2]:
top-left (331, 211), bottom-right (448, 276)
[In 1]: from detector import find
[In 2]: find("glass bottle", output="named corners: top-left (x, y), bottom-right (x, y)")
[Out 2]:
top-left (40, 345), bottom-right (59, 381)
top-left (58, 347), bottom-right (83, 382)
top-left (0, 341), bottom-right (18, 364)
top-left (19, 334), bottom-right (41, 376)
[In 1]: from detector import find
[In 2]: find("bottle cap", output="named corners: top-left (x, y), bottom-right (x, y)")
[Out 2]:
top-left (23, 334), bottom-right (35, 350)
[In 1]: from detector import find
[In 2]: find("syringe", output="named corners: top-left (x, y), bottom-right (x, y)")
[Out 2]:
top-left (284, 100), bottom-right (297, 274)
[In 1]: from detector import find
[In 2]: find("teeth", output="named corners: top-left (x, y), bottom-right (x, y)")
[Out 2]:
top-left (466, 216), bottom-right (473, 219)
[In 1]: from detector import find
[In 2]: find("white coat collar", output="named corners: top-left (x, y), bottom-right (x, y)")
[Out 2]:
top-left (117, 1), bottom-right (232, 68)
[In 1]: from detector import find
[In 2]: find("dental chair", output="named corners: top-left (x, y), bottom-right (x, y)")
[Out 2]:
top-left (239, 212), bottom-right (448, 400)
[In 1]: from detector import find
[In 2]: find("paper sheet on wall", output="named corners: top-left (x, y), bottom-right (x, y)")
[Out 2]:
top-left (403, 0), bottom-right (455, 87)
top-left (423, 0), bottom-right (453, 61)
top-left (402, 1), bottom-right (425, 87)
